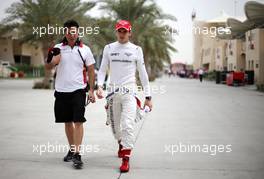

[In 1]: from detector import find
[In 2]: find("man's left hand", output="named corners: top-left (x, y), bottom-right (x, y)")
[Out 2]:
top-left (88, 90), bottom-right (96, 103)
top-left (144, 99), bottom-right (153, 111)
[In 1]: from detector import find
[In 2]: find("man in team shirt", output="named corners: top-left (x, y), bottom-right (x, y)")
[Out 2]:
top-left (45, 19), bottom-right (96, 169)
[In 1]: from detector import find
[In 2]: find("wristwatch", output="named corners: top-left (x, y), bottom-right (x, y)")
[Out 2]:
top-left (145, 96), bottom-right (152, 101)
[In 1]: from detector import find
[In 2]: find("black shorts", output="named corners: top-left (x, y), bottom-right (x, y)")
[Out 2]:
top-left (54, 89), bottom-right (86, 123)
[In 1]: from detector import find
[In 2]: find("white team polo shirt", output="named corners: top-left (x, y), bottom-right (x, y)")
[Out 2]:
top-left (54, 43), bottom-right (95, 92)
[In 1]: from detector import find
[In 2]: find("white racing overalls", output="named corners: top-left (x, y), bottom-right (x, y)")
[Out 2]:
top-left (98, 41), bottom-right (151, 150)
top-left (105, 86), bottom-right (137, 149)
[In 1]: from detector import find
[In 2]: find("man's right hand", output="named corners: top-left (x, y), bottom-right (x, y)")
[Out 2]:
top-left (96, 86), bottom-right (104, 99)
top-left (52, 54), bottom-right (61, 65)
top-left (47, 47), bottom-right (61, 63)
top-left (45, 53), bottom-right (61, 70)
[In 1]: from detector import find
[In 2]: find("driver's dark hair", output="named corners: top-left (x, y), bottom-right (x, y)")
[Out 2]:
top-left (63, 19), bottom-right (79, 28)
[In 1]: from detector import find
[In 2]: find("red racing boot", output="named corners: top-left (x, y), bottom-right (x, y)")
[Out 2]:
top-left (119, 149), bottom-right (131, 173)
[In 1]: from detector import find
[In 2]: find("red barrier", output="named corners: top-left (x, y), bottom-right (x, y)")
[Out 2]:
top-left (226, 73), bottom-right (233, 86)
top-left (226, 72), bottom-right (245, 86)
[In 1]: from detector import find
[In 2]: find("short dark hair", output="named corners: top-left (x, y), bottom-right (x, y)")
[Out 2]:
top-left (63, 19), bottom-right (79, 28)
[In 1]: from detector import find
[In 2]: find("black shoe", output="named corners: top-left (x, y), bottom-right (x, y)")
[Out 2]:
top-left (72, 153), bottom-right (83, 169)
top-left (63, 150), bottom-right (74, 162)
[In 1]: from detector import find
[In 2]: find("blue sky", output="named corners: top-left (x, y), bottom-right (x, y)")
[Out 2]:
top-left (1, 0), bottom-right (264, 64)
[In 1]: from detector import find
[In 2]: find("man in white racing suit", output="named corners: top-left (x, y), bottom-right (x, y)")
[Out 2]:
top-left (96, 20), bottom-right (153, 173)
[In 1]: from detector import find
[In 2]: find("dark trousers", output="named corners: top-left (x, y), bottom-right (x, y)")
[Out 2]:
top-left (199, 75), bottom-right (203, 82)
